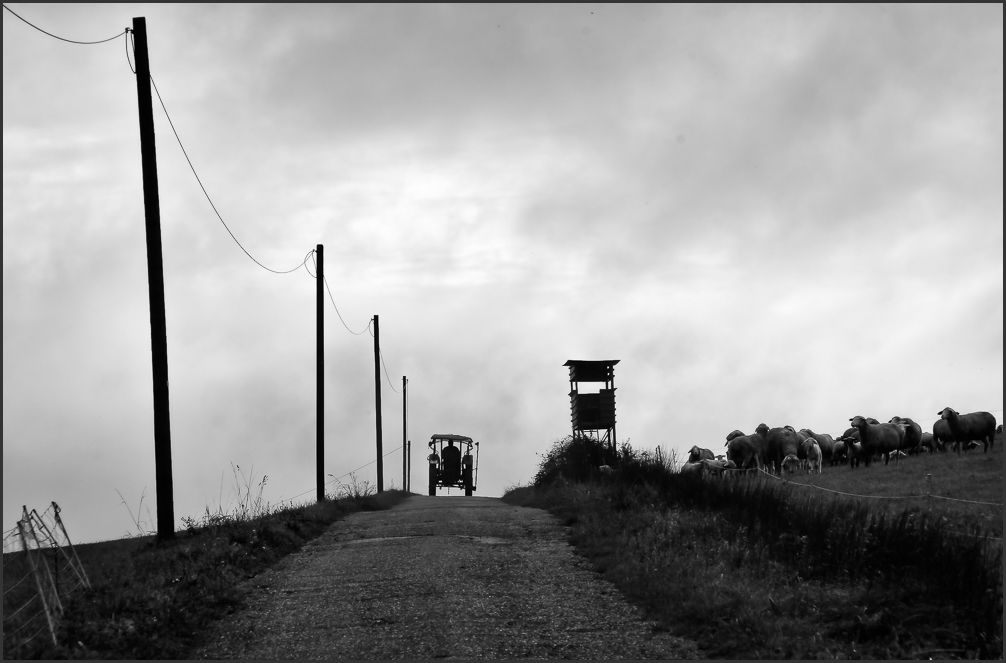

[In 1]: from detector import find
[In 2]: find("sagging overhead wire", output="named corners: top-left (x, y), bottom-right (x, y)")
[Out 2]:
top-left (307, 256), bottom-right (401, 391)
top-left (284, 444), bottom-right (405, 503)
top-left (327, 443), bottom-right (403, 486)
top-left (13, 8), bottom-right (407, 392)
top-left (378, 348), bottom-right (400, 394)
top-left (326, 278), bottom-right (373, 335)
top-left (3, 4), bottom-right (127, 44)
top-left (125, 28), bottom-right (135, 73)
top-left (147, 74), bottom-right (310, 275)
top-left (10, 8), bottom-right (416, 498)
top-left (306, 251), bottom-right (372, 336)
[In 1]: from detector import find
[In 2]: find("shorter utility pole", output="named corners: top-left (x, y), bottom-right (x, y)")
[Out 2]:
top-left (373, 315), bottom-right (384, 492)
top-left (402, 376), bottom-right (408, 491)
top-left (316, 244), bottom-right (324, 502)
top-left (407, 440), bottom-right (411, 493)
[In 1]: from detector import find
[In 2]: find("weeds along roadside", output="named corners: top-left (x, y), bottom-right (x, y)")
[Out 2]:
top-left (3, 489), bottom-right (412, 660)
top-left (503, 439), bottom-right (1003, 659)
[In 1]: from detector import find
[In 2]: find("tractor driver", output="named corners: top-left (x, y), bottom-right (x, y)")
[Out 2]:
top-left (441, 439), bottom-right (462, 481)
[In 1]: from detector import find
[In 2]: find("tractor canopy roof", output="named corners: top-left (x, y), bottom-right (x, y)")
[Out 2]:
top-left (429, 433), bottom-right (474, 443)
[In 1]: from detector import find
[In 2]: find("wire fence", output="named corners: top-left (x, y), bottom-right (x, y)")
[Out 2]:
top-left (752, 466), bottom-right (1003, 506)
top-left (2, 503), bottom-right (90, 655)
top-left (746, 467), bottom-right (1004, 542)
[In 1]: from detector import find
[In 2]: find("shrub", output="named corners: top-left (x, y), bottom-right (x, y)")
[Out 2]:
top-left (533, 435), bottom-right (628, 486)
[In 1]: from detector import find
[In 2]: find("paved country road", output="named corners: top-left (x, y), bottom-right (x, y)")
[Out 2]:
top-left (194, 496), bottom-right (700, 659)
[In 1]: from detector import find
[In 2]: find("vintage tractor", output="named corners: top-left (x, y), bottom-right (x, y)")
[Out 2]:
top-left (427, 433), bottom-right (479, 496)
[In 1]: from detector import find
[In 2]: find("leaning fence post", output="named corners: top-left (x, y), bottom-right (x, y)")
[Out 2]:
top-left (52, 502), bottom-right (91, 589)
top-left (925, 473), bottom-right (932, 513)
top-left (30, 508), bottom-right (61, 603)
top-left (26, 510), bottom-right (63, 615)
top-left (17, 518), bottom-right (58, 647)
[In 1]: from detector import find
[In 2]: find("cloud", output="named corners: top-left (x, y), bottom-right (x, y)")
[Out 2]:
top-left (4, 4), bottom-right (1001, 543)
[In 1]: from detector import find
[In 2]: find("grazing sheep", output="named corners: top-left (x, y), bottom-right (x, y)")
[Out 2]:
top-left (845, 439), bottom-right (864, 468)
top-left (919, 432), bottom-right (937, 454)
top-left (799, 429), bottom-right (835, 464)
top-left (937, 407), bottom-right (997, 454)
top-left (780, 453), bottom-right (802, 475)
top-left (700, 458), bottom-right (736, 478)
top-left (933, 418), bottom-right (954, 453)
top-left (725, 425), bottom-right (769, 471)
top-left (889, 416), bottom-right (923, 455)
top-left (688, 446), bottom-right (715, 463)
top-left (680, 461), bottom-right (704, 476)
top-left (849, 416), bottom-right (904, 466)
top-left (765, 426), bottom-right (803, 474)
top-left (725, 430), bottom-right (746, 445)
top-left (806, 441), bottom-right (823, 474)
top-left (831, 439), bottom-right (848, 466)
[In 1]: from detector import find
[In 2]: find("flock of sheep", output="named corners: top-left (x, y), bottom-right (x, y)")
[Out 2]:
top-left (681, 406), bottom-right (999, 477)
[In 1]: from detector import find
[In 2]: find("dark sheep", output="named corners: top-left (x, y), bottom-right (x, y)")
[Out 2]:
top-left (799, 428), bottom-right (836, 462)
top-left (933, 418), bottom-right (954, 452)
top-left (725, 425), bottom-right (769, 472)
top-left (919, 432), bottom-right (937, 453)
top-left (937, 407), bottom-right (997, 454)
top-left (849, 415), bottom-right (903, 466)
top-left (765, 426), bottom-right (803, 474)
top-left (889, 416), bottom-right (923, 455)
top-left (831, 439), bottom-right (848, 466)
top-left (688, 445), bottom-right (715, 463)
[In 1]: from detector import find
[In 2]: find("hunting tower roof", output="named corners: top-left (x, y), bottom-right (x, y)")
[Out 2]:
top-left (563, 359), bottom-right (619, 383)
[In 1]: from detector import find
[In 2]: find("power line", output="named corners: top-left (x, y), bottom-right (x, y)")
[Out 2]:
top-left (3, 4), bottom-right (127, 45)
top-left (125, 29), bottom-right (135, 74)
top-left (325, 277), bottom-right (373, 335)
top-left (379, 347), bottom-right (400, 394)
top-left (367, 322), bottom-right (401, 394)
top-left (329, 443), bottom-right (403, 484)
top-left (147, 73), bottom-right (310, 275)
top-left (284, 444), bottom-right (405, 502)
top-left (306, 252), bottom-right (371, 336)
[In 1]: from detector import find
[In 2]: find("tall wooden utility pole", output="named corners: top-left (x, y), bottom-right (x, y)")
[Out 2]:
top-left (402, 376), bottom-right (407, 491)
top-left (132, 17), bottom-right (174, 540)
top-left (373, 315), bottom-right (384, 492)
top-left (316, 245), bottom-right (324, 502)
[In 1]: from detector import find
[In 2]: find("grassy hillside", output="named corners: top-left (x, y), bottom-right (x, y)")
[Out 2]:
top-left (504, 438), bottom-right (1003, 659)
top-left (3, 490), bottom-right (411, 659)
top-left (783, 445), bottom-right (1003, 538)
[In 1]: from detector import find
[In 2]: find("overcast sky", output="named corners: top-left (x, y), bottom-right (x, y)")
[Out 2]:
top-left (4, 4), bottom-right (1002, 544)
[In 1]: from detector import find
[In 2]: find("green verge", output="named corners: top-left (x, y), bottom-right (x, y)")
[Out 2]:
top-left (3, 490), bottom-right (411, 660)
top-left (503, 439), bottom-right (1003, 660)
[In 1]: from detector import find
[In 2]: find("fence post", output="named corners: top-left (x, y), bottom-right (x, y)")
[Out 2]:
top-left (17, 518), bottom-right (59, 646)
top-left (51, 502), bottom-right (91, 589)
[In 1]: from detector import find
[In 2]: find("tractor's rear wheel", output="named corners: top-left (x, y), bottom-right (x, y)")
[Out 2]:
top-left (428, 466), bottom-right (437, 496)
top-left (464, 469), bottom-right (473, 496)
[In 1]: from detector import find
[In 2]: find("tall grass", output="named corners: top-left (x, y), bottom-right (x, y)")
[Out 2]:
top-left (505, 437), bottom-right (1003, 659)
top-left (3, 489), bottom-right (412, 659)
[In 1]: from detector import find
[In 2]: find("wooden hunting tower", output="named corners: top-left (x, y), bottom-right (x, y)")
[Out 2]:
top-left (564, 359), bottom-right (619, 448)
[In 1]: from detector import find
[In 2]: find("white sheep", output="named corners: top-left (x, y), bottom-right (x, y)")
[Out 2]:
top-left (806, 441), bottom-right (822, 474)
